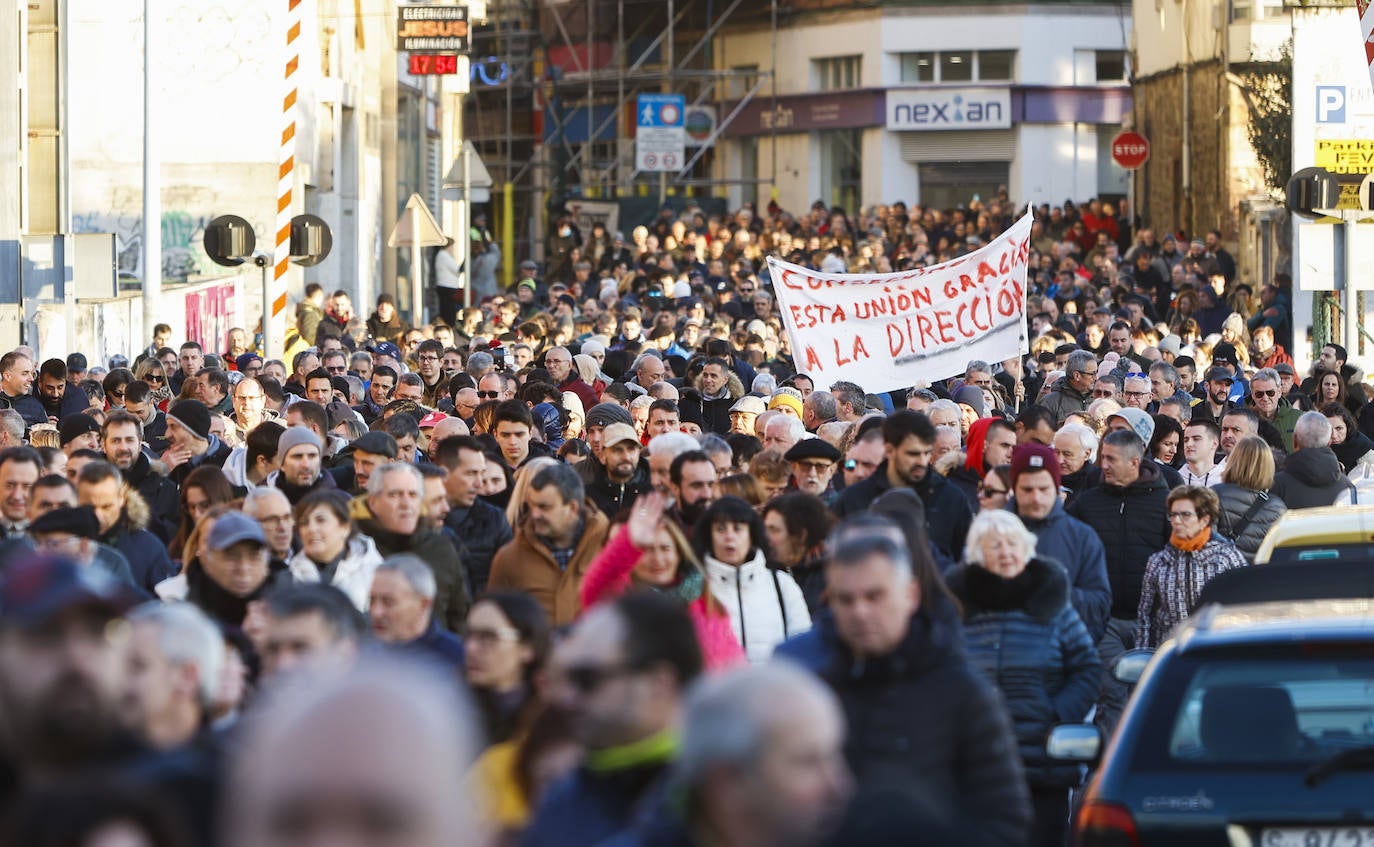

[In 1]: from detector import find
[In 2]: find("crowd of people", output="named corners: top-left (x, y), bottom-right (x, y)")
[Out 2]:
top-left (0, 193), bottom-right (1339, 847)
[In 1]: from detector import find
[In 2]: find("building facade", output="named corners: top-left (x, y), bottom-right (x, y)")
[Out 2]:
top-left (713, 2), bottom-right (1134, 214)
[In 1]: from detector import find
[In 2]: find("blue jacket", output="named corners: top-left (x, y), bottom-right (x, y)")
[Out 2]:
top-left (401, 620), bottom-right (465, 674)
top-left (523, 757), bottom-right (671, 847)
top-left (101, 522), bottom-right (174, 595)
top-left (1010, 499), bottom-right (1111, 643)
top-left (776, 607), bottom-right (1030, 846)
top-left (945, 559), bottom-right (1102, 788)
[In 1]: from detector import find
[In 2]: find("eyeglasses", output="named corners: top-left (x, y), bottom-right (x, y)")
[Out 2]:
top-left (417, 355), bottom-right (440, 363)
top-left (1168, 511), bottom-right (1197, 521)
top-left (795, 461), bottom-right (833, 474)
top-left (477, 391), bottom-right (501, 399)
top-left (1076, 370), bottom-right (1097, 378)
top-left (326, 365), bottom-right (347, 374)
top-left (1124, 390), bottom-right (1150, 399)
top-left (1093, 389), bottom-right (1117, 398)
top-left (978, 486), bottom-right (1008, 498)
top-left (1252, 389), bottom-right (1277, 399)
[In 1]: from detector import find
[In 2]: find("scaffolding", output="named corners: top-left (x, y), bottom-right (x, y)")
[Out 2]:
top-left (465, 0), bottom-right (778, 266)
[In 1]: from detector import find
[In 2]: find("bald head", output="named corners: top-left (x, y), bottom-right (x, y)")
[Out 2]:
top-left (227, 660), bottom-right (479, 847)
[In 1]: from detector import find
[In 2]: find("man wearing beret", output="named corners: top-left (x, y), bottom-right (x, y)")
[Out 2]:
top-left (29, 505), bottom-right (139, 588)
top-left (784, 438), bottom-right (842, 503)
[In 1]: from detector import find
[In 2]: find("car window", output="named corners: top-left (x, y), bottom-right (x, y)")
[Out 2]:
top-left (1266, 543), bottom-right (1374, 565)
top-left (1136, 654), bottom-right (1374, 768)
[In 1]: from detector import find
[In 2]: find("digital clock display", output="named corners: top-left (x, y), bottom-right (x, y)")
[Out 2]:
top-left (409, 54), bottom-right (459, 75)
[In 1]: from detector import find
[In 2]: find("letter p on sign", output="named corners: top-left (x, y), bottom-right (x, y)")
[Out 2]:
top-left (1317, 86), bottom-right (1347, 123)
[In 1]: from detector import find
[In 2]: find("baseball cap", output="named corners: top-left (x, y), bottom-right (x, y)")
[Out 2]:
top-left (1109, 408), bottom-right (1155, 445)
top-left (1205, 366), bottom-right (1235, 384)
top-left (368, 341), bottom-right (402, 360)
top-left (66, 353), bottom-right (88, 372)
top-left (0, 555), bottom-right (140, 626)
top-left (205, 512), bottom-right (267, 552)
top-left (418, 412), bottom-right (448, 429)
top-left (601, 422), bottom-right (641, 449)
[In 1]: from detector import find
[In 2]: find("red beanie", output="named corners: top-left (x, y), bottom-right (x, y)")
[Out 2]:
top-left (1010, 442), bottom-right (1061, 489)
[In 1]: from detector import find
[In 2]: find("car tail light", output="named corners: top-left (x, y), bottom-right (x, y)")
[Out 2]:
top-left (1075, 800), bottom-right (1140, 847)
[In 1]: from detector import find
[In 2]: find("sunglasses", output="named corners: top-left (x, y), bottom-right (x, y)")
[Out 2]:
top-left (477, 390), bottom-right (501, 399)
top-left (560, 663), bottom-right (636, 695)
top-left (978, 486), bottom-right (1008, 498)
top-left (1252, 389), bottom-right (1277, 399)
top-left (146, 374), bottom-right (164, 383)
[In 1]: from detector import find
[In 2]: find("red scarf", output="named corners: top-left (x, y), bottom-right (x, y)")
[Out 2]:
top-left (1171, 525), bottom-right (1211, 552)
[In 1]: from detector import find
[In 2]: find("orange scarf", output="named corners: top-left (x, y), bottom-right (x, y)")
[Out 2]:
top-left (1171, 525), bottom-right (1211, 552)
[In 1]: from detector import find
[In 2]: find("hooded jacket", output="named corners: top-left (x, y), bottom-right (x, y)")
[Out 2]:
top-left (122, 451), bottom-right (180, 542)
top-left (99, 489), bottom-right (175, 594)
top-left (949, 417), bottom-right (996, 508)
top-left (1012, 499), bottom-right (1111, 642)
top-left (946, 559), bottom-right (1102, 787)
top-left (1270, 447), bottom-right (1352, 509)
top-left (703, 548), bottom-right (811, 665)
top-left (577, 456), bottom-right (652, 522)
top-left (775, 609), bottom-right (1031, 847)
top-left (350, 496), bottom-right (470, 630)
top-left (286, 534), bottom-right (384, 612)
top-left (1066, 460), bottom-right (1171, 620)
top-left (1039, 376), bottom-right (1091, 424)
top-left (487, 500), bottom-right (611, 626)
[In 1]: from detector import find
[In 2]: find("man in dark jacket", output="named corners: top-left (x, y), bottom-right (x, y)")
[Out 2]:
top-left (435, 435), bottom-right (512, 598)
top-left (776, 517), bottom-right (1031, 847)
top-left (35, 358), bottom-right (89, 422)
top-left (1271, 412), bottom-right (1352, 508)
top-left (163, 399), bottom-right (232, 486)
top-left (524, 593), bottom-right (702, 847)
top-left (1009, 443), bottom-right (1111, 643)
top-left (1066, 429), bottom-right (1170, 732)
top-left (101, 411), bottom-right (180, 542)
top-left (1039, 350), bottom-right (1096, 425)
top-left (76, 461), bottom-right (174, 594)
top-left (0, 350), bottom-right (46, 429)
top-left (352, 462), bottom-right (469, 632)
top-left (578, 422), bottom-right (651, 519)
top-left (833, 410), bottom-right (973, 561)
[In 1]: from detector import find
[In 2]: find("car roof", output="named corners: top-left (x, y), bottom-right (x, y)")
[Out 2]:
top-left (1172, 598), bottom-right (1374, 650)
top-left (1196, 559), bottom-right (1374, 606)
top-left (1255, 505), bottom-right (1374, 563)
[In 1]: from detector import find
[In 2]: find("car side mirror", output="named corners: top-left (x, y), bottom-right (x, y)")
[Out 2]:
top-left (1046, 724), bottom-right (1102, 763)
top-left (1113, 649), bottom-right (1154, 685)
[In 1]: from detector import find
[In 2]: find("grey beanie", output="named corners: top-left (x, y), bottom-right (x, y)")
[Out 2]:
top-left (278, 425), bottom-right (323, 458)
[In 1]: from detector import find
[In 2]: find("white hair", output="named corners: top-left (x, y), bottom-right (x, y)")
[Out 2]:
top-left (963, 510), bottom-right (1039, 567)
top-left (648, 431), bottom-right (700, 461)
top-left (1055, 422), bottom-right (1099, 462)
top-left (751, 373), bottom-right (777, 395)
top-left (367, 461), bottom-right (424, 497)
top-left (375, 554), bottom-right (437, 600)
top-left (1293, 411), bottom-right (1333, 450)
top-left (128, 601), bottom-right (226, 708)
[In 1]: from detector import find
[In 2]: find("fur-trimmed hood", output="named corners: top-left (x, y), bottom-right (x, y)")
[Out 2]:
top-left (122, 486), bottom-right (151, 533)
top-left (946, 556), bottom-right (1070, 622)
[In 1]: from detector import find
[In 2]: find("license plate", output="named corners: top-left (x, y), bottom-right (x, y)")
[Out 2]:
top-left (1262, 829), bottom-right (1374, 847)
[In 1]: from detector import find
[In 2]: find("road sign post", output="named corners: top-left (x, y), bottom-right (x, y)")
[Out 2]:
top-left (636, 93), bottom-right (686, 202)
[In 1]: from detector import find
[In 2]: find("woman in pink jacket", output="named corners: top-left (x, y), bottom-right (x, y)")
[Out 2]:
top-left (580, 491), bottom-right (744, 670)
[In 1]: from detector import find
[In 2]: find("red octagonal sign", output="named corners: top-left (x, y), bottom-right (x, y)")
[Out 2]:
top-left (1111, 131), bottom-right (1150, 170)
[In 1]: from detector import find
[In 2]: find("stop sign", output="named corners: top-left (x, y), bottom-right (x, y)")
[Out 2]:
top-left (1111, 131), bottom-right (1150, 170)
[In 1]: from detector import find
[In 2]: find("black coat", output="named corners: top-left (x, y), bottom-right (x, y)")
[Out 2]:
top-left (833, 462), bottom-right (974, 561)
top-left (776, 610), bottom-right (1031, 847)
top-left (1066, 460), bottom-right (1171, 620)
top-left (123, 452), bottom-right (180, 543)
top-left (946, 559), bottom-right (1102, 787)
top-left (1271, 447), bottom-right (1351, 509)
top-left (37, 382), bottom-right (90, 422)
top-left (443, 498), bottom-right (513, 598)
top-left (0, 391), bottom-right (46, 429)
top-left (101, 522), bottom-right (175, 594)
top-left (577, 456), bottom-right (652, 521)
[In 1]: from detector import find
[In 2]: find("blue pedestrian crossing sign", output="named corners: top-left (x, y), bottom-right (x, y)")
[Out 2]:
top-left (637, 94), bottom-right (686, 172)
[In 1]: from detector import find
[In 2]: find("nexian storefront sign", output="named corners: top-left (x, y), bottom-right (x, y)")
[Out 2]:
top-left (886, 88), bottom-right (1011, 131)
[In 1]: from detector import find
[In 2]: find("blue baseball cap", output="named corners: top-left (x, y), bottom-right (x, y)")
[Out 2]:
top-left (368, 340), bottom-right (401, 360)
top-left (0, 555), bottom-right (141, 626)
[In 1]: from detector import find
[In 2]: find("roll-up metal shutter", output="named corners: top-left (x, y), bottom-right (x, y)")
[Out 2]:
top-left (898, 129), bottom-right (1016, 163)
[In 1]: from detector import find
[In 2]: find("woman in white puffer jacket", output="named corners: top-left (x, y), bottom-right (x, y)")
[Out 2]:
top-left (691, 496), bottom-right (811, 664)
top-left (286, 489), bottom-right (384, 612)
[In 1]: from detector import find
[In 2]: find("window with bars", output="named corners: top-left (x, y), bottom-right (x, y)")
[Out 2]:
top-left (898, 50), bottom-right (1017, 83)
top-left (813, 55), bottom-right (863, 91)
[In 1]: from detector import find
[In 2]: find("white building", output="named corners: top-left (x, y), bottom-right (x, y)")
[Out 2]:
top-left (713, 2), bottom-right (1133, 213)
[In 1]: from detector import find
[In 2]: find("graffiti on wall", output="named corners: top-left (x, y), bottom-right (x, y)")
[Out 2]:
top-left (71, 210), bottom-right (216, 282)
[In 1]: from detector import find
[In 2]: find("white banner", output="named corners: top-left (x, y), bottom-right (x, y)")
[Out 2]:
top-left (567, 200), bottom-right (620, 241)
top-left (766, 211), bottom-right (1032, 393)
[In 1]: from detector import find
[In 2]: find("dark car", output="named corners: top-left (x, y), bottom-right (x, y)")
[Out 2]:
top-left (1054, 599), bottom-right (1374, 847)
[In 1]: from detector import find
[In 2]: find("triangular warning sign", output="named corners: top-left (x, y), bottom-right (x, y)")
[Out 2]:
top-left (444, 141), bottom-right (493, 189)
top-left (388, 194), bottom-right (448, 248)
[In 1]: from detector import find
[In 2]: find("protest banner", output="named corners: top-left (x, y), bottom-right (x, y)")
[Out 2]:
top-left (766, 210), bottom-right (1032, 394)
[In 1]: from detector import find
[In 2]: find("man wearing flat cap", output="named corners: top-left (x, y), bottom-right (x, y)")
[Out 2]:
top-left (330, 430), bottom-right (398, 494)
top-left (784, 438), bottom-right (841, 501)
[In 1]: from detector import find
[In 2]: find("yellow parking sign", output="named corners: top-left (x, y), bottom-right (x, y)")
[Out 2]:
top-left (1314, 139), bottom-right (1374, 175)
